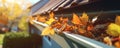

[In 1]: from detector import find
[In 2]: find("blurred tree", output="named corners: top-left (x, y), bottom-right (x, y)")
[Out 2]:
top-left (1, 0), bottom-right (6, 7)
top-left (18, 16), bottom-right (28, 31)
top-left (0, 0), bottom-right (30, 32)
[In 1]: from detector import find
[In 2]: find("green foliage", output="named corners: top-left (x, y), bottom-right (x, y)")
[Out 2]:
top-left (5, 32), bottom-right (29, 39)
top-left (3, 32), bottom-right (42, 48)
top-left (0, 34), bottom-right (4, 45)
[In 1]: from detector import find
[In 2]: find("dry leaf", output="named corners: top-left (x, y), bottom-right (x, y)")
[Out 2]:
top-left (60, 17), bottom-right (63, 21)
top-left (115, 16), bottom-right (120, 26)
top-left (114, 41), bottom-right (120, 48)
top-left (49, 12), bottom-right (54, 19)
top-left (80, 12), bottom-right (89, 25)
top-left (106, 23), bottom-right (120, 37)
top-left (41, 26), bottom-right (55, 36)
top-left (29, 16), bottom-right (34, 24)
top-left (45, 12), bottom-right (55, 25)
top-left (37, 16), bottom-right (46, 23)
top-left (103, 37), bottom-right (112, 46)
top-left (72, 13), bottom-right (82, 25)
top-left (45, 18), bottom-right (55, 25)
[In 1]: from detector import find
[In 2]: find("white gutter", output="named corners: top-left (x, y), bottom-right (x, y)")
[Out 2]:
top-left (32, 20), bottom-right (114, 48)
top-left (63, 32), bottom-right (103, 48)
top-left (32, 20), bottom-right (48, 27)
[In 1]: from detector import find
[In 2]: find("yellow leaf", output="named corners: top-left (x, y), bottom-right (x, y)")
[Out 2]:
top-left (72, 13), bottom-right (82, 25)
top-left (45, 12), bottom-right (55, 25)
top-left (80, 12), bottom-right (89, 25)
top-left (45, 18), bottom-right (55, 25)
top-left (106, 23), bottom-right (120, 37)
top-left (41, 27), bottom-right (55, 36)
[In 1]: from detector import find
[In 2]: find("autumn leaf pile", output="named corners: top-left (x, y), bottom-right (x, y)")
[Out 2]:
top-left (30, 12), bottom-right (120, 48)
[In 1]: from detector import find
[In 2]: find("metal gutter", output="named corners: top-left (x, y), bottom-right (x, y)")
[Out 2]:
top-left (32, 20), bottom-right (115, 48)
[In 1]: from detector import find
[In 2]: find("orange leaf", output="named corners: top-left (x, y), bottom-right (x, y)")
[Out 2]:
top-left (29, 16), bottom-right (34, 24)
top-left (49, 12), bottom-right (54, 19)
top-left (115, 16), bottom-right (120, 26)
top-left (114, 41), bottom-right (120, 48)
top-left (72, 13), bottom-right (82, 25)
top-left (60, 17), bottom-right (63, 21)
